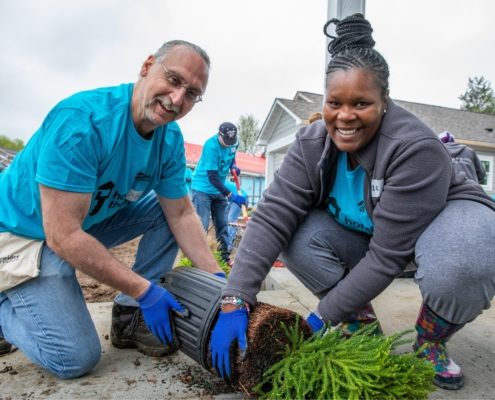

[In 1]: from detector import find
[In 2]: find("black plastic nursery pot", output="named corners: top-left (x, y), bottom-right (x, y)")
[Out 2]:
top-left (163, 267), bottom-right (315, 393)
top-left (162, 266), bottom-right (225, 369)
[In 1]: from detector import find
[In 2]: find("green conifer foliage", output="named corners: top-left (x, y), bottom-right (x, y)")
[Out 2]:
top-left (176, 250), bottom-right (230, 276)
top-left (253, 322), bottom-right (435, 399)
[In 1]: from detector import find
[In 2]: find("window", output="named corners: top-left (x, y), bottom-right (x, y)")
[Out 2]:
top-left (239, 176), bottom-right (266, 206)
top-left (478, 155), bottom-right (493, 192)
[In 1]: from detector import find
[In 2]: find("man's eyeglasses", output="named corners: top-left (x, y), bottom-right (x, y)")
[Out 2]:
top-left (161, 65), bottom-right (203, 104)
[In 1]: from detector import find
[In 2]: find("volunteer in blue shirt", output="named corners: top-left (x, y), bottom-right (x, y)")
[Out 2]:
top-left (224, 180), bottom-right (249, 252)
top-left (191, 123), bottom-right (247, 264)
top-left (0, 40), bottom-right (226, 379)
top-left (209, 14), bottom-right (495, 391)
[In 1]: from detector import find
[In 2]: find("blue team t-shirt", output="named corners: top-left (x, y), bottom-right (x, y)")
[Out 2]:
top-left (327, 152), bottom-right (374, 235)
top-left (0, 83), bottom-right (187, 239)
top-left (191, 134), bottom-right (237, 194)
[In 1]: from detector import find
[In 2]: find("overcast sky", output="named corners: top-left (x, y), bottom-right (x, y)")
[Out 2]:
top-left (1, 0), bottom-right (494, 145)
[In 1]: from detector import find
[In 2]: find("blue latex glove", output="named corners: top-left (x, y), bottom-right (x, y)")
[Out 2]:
top-left (229, 193), bottom-right (247, 207)
top-left (137, 282), bottom-right (189, 345)
top-left (214, 271), bottom-right (227, 279)
top-left (210, 308), bottom-right (248, 379)
top-left (231, 166), bottom-right (241, 176)
top-left (306, 311), bottom-right (325, 333)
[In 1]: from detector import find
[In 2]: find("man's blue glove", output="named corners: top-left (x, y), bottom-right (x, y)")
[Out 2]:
top-left (229, 193), bottom-right (247, 207)
top-left (306, 311), bottom-right (325, 333)
top-left (137, 282), bottom-right (189, 345)
top-left (231, 166), bottom-right (241, 176)
top-left (214, 271), bottom-right (227, 279)
top-left (210, 308), bottom-right (248, 379)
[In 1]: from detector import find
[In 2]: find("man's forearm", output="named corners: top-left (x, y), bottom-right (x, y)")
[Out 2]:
top-left (207, 170), bottom-right (230, 196)
top-left (168, 209), bottom-right (222, 273)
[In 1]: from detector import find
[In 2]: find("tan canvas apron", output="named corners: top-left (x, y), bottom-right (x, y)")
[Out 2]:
top-left (0, 232), bottom-right (43, 292)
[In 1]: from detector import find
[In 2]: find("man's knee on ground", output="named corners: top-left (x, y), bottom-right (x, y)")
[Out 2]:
top-left (45, 340), bottom-right (101, 379)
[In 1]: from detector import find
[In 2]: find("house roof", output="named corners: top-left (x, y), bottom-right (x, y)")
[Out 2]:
top-left (0, 146), bottom-right (17, 155)
top-left (394, 100), bottom-right (495, 144)
top-left (278, 91), bottom-right (324, 122)
top-left (184, 142), bottom-right (204, 165)
top-left (261, 91), bottom-right (495, 146)
top-left (184, 142), bottom-right (265, 175)
top-left (0, 146), bottom-right (17, 170)
top-left (258, 92), bottom-right (321, 142)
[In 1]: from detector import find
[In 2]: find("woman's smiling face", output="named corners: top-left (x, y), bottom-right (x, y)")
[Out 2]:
top-left (323, 68), bottom-right (387, 156)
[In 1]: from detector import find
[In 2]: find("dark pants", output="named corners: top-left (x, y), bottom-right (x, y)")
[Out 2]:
top-left (191, 190), bottom-right (230, 262)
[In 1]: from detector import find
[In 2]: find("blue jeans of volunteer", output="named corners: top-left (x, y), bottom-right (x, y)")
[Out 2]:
top-left (0, 191), bottom-right (178, 379)
top-left (227, 203), bottom-right (242, 252)
top-left (191, 189), bottom-right (230, 262)
top-left (280, 200), bottom-right (495, 325)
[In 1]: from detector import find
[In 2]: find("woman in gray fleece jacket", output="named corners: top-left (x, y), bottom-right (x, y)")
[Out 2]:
top-left (209, 14), bottom-right (495, 390)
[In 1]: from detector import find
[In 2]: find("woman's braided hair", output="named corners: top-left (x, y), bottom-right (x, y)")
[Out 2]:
top-left (323, 13), bottom-right (389, 97)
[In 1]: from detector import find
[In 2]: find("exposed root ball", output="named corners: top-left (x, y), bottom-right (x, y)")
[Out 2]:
top-left (208, 302), bottom-right (312, 392)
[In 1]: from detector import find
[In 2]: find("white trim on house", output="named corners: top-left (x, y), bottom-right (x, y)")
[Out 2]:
top-left (278, 101), bottom-right (301, 124)
top-left (258, 100), bottom-right (301, 144)
top-left (479, 154), bottom-right (494, 192)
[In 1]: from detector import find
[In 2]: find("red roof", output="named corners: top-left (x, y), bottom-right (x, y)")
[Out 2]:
top-left (184, 142), bottom-right (203, 165)
top-left (184, 142), bottom-right (265, 175)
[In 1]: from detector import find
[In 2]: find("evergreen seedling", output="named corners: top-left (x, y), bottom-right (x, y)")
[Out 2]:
top-left (253, 321), bottom-right (435, 399)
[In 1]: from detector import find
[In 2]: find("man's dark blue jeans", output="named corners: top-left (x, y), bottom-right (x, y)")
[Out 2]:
top-left (191, 189), bottom-right (230, 263)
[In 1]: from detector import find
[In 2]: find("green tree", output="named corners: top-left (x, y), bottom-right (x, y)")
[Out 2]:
top-left (0, 135), bottom-right (24, 151)
top-left (459, 76), bottom-right (495, 115)
top-left (237, 114), bottom-right (260, 154)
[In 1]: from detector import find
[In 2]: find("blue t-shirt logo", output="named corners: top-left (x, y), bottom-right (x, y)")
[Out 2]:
top-left (327, 152), bottom-right (374, 235)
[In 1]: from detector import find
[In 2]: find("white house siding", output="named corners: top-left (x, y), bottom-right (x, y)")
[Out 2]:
top-left (263, 112), bottom-right (299, 187)
top-left (271, 113), bottom-right (295, 142)
top-left (265, 147), bottom-right (293, 187)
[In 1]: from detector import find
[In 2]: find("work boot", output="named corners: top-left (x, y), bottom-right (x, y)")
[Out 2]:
top-left (110, 303), bottom-right (179, 357)
top-left (414, 303), bottom-right (464, 390)
top-left (0, 338), bottom-right (12, 356)
top-left (338, 303), bottom-right (383, 337)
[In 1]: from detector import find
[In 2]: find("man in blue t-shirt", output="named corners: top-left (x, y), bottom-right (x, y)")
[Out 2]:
top-left (0, 40), bottom-right (226, 378)
top-left (191, 122), bottom-right (247, 264)
top-left (224, 180), bottom-right (249, 252)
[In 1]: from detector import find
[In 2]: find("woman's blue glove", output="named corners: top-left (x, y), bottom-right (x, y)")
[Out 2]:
top-left (229, 193), bottom-right (247, 207)
top-left (210, 308), bottom-right (248, 379)
top-left (231, 166), bottom-right (241, 176)
top-left (306, 311), bottom-right (325, 333)
top-left (137, 281), bottom-right (189, 345)
top-left (214, 271), bottom-right (227, 279)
